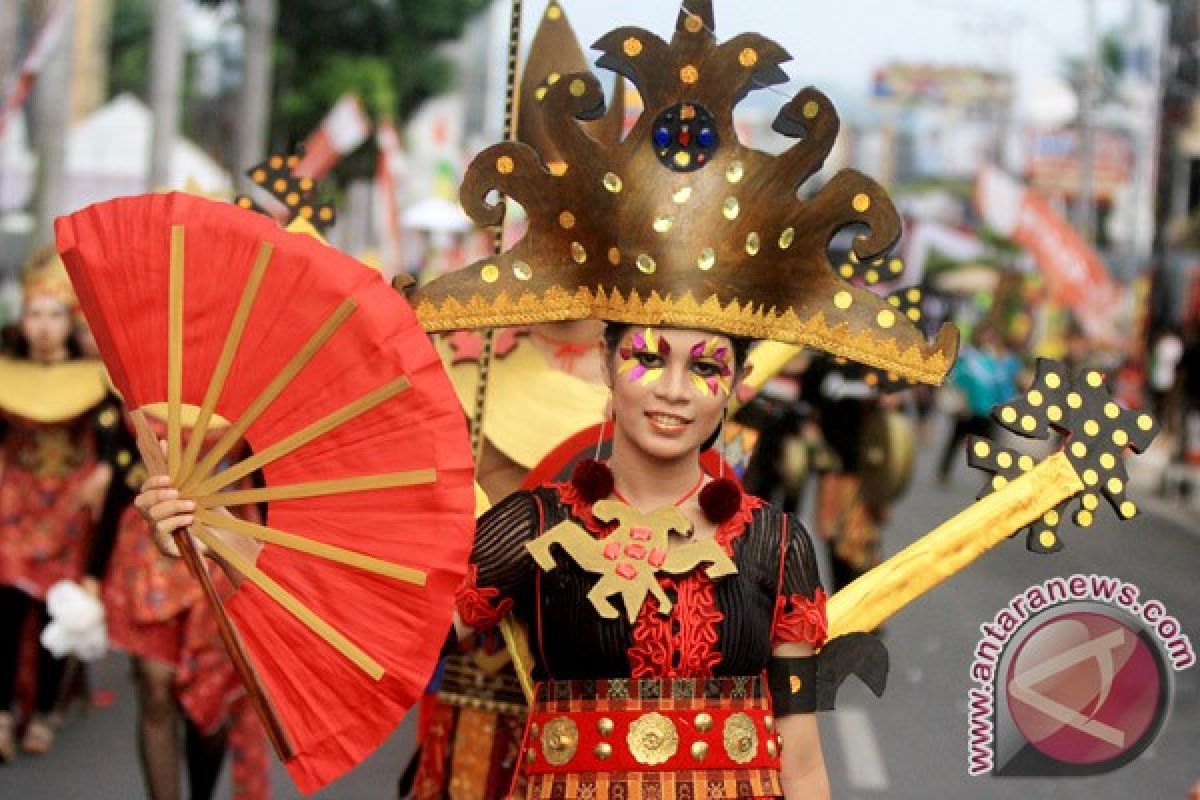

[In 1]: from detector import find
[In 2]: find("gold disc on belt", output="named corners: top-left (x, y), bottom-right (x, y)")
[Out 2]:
top-left (723, 712), bottom-right (759, 764)
top-left (540, 716), bottom-right (579, 766)
top-left (628, 712), bottom-right (680, 766)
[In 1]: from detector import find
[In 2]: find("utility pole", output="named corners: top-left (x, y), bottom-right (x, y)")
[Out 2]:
top-left (0, 0), bottom-right (17, 231)
top-left (0, 1), bottom-right (18, 95)
top-left (30, 0), bottom-right (74, 247)
top-left (1074, 0), bottom-right (1100, 243)
top-left (149, 0), bottom-right (184, 190)
top-left (236, 0), bottom-right (276, 191)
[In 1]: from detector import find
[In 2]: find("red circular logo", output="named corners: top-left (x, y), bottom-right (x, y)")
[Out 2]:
top-left (1005, 611), bottom-right (1163, 766)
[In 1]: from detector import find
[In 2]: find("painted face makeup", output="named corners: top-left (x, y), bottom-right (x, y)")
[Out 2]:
top-left (618, 328), bottom-right (670, 387)
top-left (688, 337), bottom-right (733, 397)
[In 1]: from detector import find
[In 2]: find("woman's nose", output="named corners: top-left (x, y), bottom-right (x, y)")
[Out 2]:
top-left (654, 364), bottom-right (690, 402)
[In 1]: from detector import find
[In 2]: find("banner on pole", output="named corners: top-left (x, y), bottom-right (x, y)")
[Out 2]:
top-left (975, 165), bottom-right (1122, 338)
top-left (293, 93), bottom-right (371, 180)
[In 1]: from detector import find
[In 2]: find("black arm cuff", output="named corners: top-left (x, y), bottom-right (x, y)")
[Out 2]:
top-left (768, 655), bottom-right (817, 715)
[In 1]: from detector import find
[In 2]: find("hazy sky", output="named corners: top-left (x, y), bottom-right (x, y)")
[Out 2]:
top-left (531, 0), bottom-right (1155, 119)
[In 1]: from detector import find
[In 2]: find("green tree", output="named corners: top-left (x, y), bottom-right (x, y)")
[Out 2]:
top-left (248, 0), bottom-right (491, 178)
top-left (110, 0), bottom-right (491, 180)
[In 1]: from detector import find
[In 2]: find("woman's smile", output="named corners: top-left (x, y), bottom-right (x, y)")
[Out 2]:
top-left (644, 410), bottom-right (693, 435)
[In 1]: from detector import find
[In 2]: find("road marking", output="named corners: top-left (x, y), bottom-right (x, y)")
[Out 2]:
top-left (834, 707), bottom-right (889, 790)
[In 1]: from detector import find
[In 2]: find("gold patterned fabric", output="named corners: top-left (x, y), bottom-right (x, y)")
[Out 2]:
top-left (516, 678), bottom-right (782, 800)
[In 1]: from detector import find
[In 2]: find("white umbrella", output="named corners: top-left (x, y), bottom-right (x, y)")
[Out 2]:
top-left (401, 196), bottom-right (473, 233)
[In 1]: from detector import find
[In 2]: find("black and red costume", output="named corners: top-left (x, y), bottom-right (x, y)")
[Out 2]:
top-left (456, 481), bottom-right (826, 799)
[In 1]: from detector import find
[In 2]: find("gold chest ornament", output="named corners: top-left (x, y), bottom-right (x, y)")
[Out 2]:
top-left (526, 498), bottom-right (737, 623)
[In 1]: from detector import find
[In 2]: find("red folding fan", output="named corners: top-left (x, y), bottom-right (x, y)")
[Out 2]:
top-left (56, 192), bottom-right (475, 793)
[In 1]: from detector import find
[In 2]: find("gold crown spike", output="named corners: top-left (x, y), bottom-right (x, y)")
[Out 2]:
top-left (519, 1), bottom-right (625, 172)
top-left (411, 1), bottom-right (959, 385)
top-left (235, 152), bottom-right (337, 233)
top-left (971, 357), bottom-right (1160, 554)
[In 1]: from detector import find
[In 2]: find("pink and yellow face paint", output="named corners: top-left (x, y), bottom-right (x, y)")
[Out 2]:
top-left (618, 328), bottom-right (669, 386)
top-left (689, 337), bottom-right (733, 397)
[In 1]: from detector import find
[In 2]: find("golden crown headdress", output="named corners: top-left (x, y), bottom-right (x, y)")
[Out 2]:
top-left (411, 0), bottom-right (958, 384)
top-left (22, 245), bottom-right (77, 309)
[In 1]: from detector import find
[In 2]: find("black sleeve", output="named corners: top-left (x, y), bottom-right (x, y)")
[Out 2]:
top-left (780, 515), bottom-right (824, 601)
top-left (458, 490), bottom-right (541, 630)
top-left (90, 394), bottom-right (124, 466)
top-left (85, 470), bottom-right (134, 580)
top-left (772, 514), bottom-right (828, 647)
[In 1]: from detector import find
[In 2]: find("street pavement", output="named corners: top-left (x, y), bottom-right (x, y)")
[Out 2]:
top-left (1, 423), bottom-right (1197, 799)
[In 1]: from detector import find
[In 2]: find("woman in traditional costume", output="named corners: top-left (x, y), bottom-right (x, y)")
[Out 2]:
top-left (136, 4), bottom-right (958, 798)
top-left (97, 423), bottom-right (270, 800)
top-left (0, 251), bottom-right (112, 760)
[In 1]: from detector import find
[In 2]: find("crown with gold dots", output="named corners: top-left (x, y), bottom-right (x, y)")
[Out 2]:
top-left (410, 0), bottom-right (959, 385)
top-left (235, 152), bottom-right (337, 233)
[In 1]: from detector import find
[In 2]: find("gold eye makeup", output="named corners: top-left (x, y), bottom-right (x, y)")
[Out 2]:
top-left (618, 328), bottom-right (670, 386)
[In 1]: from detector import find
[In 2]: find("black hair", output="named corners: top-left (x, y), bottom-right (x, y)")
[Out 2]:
top-left (0, 321), bottom-right (84, 360)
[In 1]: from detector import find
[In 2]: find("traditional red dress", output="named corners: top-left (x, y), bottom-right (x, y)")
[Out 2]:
top-left (456, 482), bottom-right (827, 800)
top-left (102, 451), bottom-right (272, 800)
top-left (0, 357), bottom-right (110, 599)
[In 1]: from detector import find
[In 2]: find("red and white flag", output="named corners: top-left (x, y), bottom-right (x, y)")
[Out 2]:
top-left (293, 93), bottom-right (371, 180)
top-left (0, 0), bottom-right (74, 137)
top-left (975, 165), bottom-right (1122, 339)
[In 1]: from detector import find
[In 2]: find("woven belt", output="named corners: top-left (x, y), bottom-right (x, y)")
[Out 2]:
top-left (521, 677), bottom-right (781, 775)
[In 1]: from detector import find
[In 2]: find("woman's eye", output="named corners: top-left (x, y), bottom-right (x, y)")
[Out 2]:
top-left (692, 361), bottom-right (721, 377)
top-left (635, 351), bottom-right (664, 367)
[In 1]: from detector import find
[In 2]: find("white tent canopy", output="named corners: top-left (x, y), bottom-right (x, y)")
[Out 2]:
top-left (0, 93), bottom-right (231, 216)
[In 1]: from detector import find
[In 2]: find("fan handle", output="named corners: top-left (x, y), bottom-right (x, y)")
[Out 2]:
top-left (129, 409), bottom-right (296, 761)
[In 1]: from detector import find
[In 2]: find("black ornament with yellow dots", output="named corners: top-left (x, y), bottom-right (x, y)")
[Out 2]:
top-left (967, 358), bottom-right (1159, 554)
top-left (830, 253), bottom-right (925, 392)
top-left (234, 153), bottom-right (337, 233)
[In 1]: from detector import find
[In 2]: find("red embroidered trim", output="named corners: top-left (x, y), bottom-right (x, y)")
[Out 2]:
top-left (714, 491), bottom-right (760, 554)
top-left (772, 588), bottom-right (829, 649)
top-left (455, 564), bottom-right (513, 631)
top-left (628, 574), bottom-right (724, 679)
top-left (626, 491), bottom-right (760, 678)
top-left (554, 480), bottom-right (613, 535)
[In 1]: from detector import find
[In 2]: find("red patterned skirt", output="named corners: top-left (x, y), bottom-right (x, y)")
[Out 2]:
top-left (103, 506), bottom-right (202, 666)
top-left (103, 506), bottom-right (271, 800)
top-left (0, 458), bottom-right (94, 599)
top-left (514, 677), bottom-right (782, 800)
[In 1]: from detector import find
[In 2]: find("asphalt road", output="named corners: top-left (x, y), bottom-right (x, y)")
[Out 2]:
top-left (1, 426), bottom-right (1197, 799)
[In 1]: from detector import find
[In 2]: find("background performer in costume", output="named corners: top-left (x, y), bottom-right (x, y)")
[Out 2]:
top-left (97, 421), bottom-right (270, 800)
top-left (0, 251), bottom-right (112, 760)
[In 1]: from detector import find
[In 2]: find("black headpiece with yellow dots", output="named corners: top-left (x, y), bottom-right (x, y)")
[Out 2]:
top-left (411, 0), bottom-right (958, 385)
top-left (969, 359), bottom-right (1159, 553)
top-left (235, 153), bottom-right (337, 234)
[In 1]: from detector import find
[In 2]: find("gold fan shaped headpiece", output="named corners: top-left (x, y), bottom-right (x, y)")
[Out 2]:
top-left (411, 0), bottom-right (958, 384)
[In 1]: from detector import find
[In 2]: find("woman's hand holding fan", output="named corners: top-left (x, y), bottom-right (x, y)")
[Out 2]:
top-left (56, 192), bottom-right (476, 793)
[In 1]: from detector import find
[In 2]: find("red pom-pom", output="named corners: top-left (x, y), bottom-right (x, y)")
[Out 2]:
top-left (699, 477), bottom-right (742, 525)
top-left (570, 458), bottom-right (614, 504)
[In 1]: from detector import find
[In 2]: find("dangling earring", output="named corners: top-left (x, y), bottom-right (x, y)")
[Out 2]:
top-left (718, 409), bottom-right (727, 479)
top-left (594, 385), bottom-right (612, 461)
top-left (699, 409), bottom-right (742, 524)
top-left (572, 387), bottom-right (616, 504)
